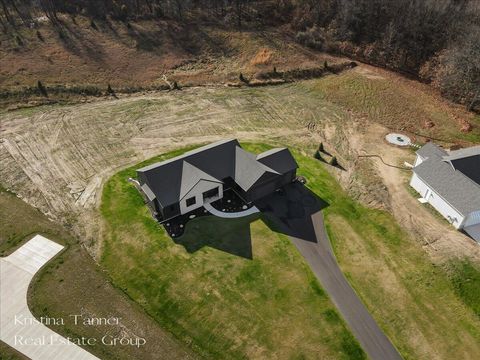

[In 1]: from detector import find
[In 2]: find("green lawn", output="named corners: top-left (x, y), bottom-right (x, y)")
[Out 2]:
top-left (0, 188), bottom-right (69, 255)
top-left (100, 145), bottom-right (364, 360)
top-left (446, 260), bottom-right (480, 318)
top-left (100, 143), bottom-right (480, 360)
top-left (296, 148), bottom-right (480, 360)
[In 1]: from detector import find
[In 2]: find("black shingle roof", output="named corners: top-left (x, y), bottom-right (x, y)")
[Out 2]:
top-left (137, 140), bottom-right (298, 207)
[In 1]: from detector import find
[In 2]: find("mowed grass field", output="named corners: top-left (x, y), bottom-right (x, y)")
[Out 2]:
top-left (101, 143), bottom-right (480, 360)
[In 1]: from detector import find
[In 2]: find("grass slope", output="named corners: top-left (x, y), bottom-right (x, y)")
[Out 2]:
top-left (0, 189), bottom-right (70, 255)
top-left (100, 145), bottom-right (364, 360)
top-left (446, 260), bottom-right (480, 318)
top-left (305, 70), bottom-right (480, 144)
top-left (0, 341), bottom-right (27, 360)
top-left (101, 143), bottom-right (480, 360)
top-left (296, 150), bottom-right (480, 360)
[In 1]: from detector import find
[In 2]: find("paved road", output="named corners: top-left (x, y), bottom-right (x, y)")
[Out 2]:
top-left (0, 235), bottom-right (98, 360)
top-left (290, 212), bottom-right (403, 360)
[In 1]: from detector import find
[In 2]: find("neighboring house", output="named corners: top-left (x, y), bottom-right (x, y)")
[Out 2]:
top-left (137, 139), bottom-right (298, 222)
top-left (410, 142), bottom-right (480, 242)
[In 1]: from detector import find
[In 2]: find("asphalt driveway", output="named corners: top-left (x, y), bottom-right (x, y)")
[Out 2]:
top-left (256, 182), bottom-right (402, 360)
top-left (291, 211), bottom-right (402, 360)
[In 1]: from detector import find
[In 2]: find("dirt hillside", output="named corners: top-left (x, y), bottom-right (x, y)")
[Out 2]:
top-left (0, 15), bottom-right (341, 90)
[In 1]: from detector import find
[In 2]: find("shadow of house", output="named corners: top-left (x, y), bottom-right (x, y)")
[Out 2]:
top-left (172, 181), bottom-right (328, 258)
top-left (255, 182), bottom-right (329, 243)
top-left (174, 213), bottom-right (260, 259)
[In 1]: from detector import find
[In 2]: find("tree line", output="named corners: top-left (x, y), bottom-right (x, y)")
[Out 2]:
top-left (0, 0), bottom-right (478, 111)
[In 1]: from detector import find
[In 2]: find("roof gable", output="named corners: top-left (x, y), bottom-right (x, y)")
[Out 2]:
top-left (443, 146), bottom-right (480, 162)
top-left (416, 142), bottom-right (448, 159)
top-left (179, 161), bottom-right (222, 200)
top-left (234, 147), bottom-right (279, 191)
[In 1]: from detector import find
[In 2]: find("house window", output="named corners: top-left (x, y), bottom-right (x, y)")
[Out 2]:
top-left (186, 197), bottom-right (196, 207)
top-left (203, 187), bottom-right (219, 201)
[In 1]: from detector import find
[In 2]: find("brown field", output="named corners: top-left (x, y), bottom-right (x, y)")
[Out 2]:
top-left (0, 15), bottom-right (341, 91)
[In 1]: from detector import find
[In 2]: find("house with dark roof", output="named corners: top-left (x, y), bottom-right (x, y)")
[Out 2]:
top-left (410, 142), bottom-right (480, 242)
top-left (137, 139), bottom-right (298, 223)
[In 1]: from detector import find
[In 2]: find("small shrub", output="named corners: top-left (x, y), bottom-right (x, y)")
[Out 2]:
top-left (324, 60), bottom-right (328, 69)
top-left (314, 150), bottom-right (323, 161)
top-left (90, 19), bottom-right (98, 30)
top-left (15, 35), bottom-right (23, 46)
top-left (239, 73), bottom-right (249, 84)
top-left (330, 156), bottom-right (338, 166)
top-left (36, 30), bottom-right (44, 42)
top-left (322, 309), bottom-right (341, 324)
top-left (319, 142), bottom-right (324, 152)
top-left (295, 26), bottom-right (324, 50)
top-left (37, 81), bottom-right (48, 97)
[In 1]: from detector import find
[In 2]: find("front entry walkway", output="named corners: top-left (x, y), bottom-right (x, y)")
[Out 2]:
top-left (203, 202), bottom-right (259, 218)
top-left (0, 235), bottom-right (98, 360)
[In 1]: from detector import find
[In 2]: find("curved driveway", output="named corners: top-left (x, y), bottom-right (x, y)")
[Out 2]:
top-left (290, 211), bottom-right (403, 360)
top-left (0, 235), bottom-right (98, 360)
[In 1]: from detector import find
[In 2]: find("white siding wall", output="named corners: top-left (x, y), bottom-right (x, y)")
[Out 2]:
top-left (410, 173), bottom-right (465, 229)
top-left (465, 210), bottom-right (480, 228)
top-left (180, 180), bottom-right (223, 215)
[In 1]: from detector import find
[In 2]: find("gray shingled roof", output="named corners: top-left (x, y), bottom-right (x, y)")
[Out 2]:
top-left (413, 143), bottom-right (480, 216)
top-left (179, 161), bottom-right (222, 200)
top-left (137, 139), bottom-right (239, 207)
top-left (416, 142), bottom-right (448, 159)
top-left (137, 139), bottom-right (297, 207)
top-left (443, 145), bottom-right (480, 162)
top-left (234, 147), bottom-right (279, 191)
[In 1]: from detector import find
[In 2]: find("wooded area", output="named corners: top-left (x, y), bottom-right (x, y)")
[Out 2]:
top-left (0, 0), bottom-right (479, 111)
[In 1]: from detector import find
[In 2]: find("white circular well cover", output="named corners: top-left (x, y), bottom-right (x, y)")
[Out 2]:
top-left (385, 133), bottom-right (411, 146)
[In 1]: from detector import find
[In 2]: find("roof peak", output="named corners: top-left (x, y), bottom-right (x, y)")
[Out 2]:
top-left (179, 161), bottom-right (222, 200)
